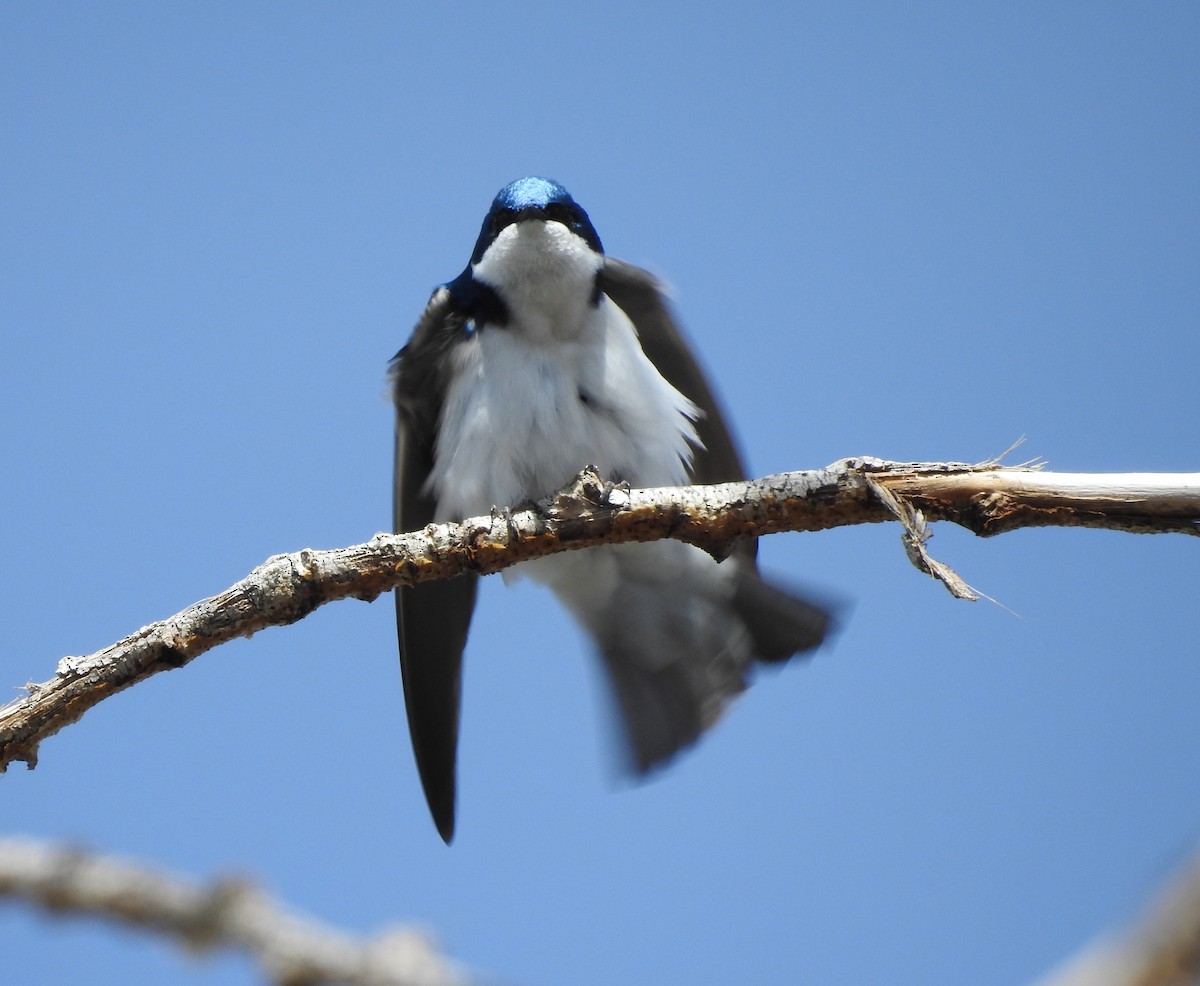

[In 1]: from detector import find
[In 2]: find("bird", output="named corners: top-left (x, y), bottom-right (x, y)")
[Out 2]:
top-left (391, 177), bottom-right (830, 842)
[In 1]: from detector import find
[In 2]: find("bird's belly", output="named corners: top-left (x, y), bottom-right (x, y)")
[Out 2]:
top-left (430, 336), bottom-right (692, 521)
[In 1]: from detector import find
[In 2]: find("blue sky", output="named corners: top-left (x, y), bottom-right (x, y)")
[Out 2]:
top-left (2, 4), bottom-right (1197, 984)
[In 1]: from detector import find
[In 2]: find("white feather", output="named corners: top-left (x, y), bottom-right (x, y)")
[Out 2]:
top-left (429, 220), bottom-right (699, 520)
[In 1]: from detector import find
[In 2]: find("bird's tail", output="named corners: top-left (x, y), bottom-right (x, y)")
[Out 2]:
top-left (534, 542), bottom-right (831, 775)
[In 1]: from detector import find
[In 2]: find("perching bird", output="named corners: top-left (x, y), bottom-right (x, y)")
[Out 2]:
top-left (391, 177), bottom-right (829, 842)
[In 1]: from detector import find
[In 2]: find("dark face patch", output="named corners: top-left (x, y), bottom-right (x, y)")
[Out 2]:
top-left (445, 268), bottom-right (509, 328)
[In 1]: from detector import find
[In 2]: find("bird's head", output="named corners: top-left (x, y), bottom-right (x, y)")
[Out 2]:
top-left (447, 178), bottom-right (607, 333)
top-left (468, 177), bottom-right (604, 265)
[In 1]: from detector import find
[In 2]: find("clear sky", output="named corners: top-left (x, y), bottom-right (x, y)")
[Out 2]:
top-left (2, 5), bottom-right (1197, 985)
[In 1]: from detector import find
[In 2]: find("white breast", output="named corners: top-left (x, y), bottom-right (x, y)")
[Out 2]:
top-left (429, 296), bottom-right (699, 520)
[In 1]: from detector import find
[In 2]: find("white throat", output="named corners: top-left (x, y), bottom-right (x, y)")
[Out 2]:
top-left (471, 221), bottom-right (604, 343)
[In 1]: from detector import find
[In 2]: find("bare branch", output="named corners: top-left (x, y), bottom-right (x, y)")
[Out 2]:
top-left (1034, 844), bottom-right (1200, 986)
top-left (1, 458), bottom-right (1195, 772)
top-left (0, 838), bottom-right (466, 986)
top-left (884, 468), bottom-right (1200, 537)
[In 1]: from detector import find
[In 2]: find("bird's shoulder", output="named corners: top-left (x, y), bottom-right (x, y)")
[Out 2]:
top-left (598, 257), bottom-right (748, 488)
top-left (390, 284), bottom-right (474, 435)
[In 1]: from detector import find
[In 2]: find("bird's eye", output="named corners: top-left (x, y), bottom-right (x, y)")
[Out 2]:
top-left (544, 203), bottom-right (579, 228)
top-left (488, 208), bottom-right (515, 236)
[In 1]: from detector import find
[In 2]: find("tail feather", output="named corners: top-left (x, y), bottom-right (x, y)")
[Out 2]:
top-left (549, 544), bottom-right (831, 775)
top-left (731, 571), bottom-right (830, 663)
top-left (599, 648), bottom-right (715, 773)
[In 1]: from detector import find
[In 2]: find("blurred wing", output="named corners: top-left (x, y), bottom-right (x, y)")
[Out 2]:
top-left (594, 258), bottom-right (830, 774)
top-left (391, 287), bottom-right (479, 844)
top-left (598, 256), bottom-right (748, 487)
top-left (598, 256), bottom-right (756, 570)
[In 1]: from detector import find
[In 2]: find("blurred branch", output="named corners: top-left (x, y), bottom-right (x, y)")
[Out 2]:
top-left (5, 835), bottom-right (1200, 986)
top-left (1034, 844), bottom-right (1200, 986)
top-left (1, 457), bottom-right (1196, 771)
top-left (0, 837), bottom-right (466, 986)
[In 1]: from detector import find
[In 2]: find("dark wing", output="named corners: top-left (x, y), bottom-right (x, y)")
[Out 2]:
top-left (597, 257), bottom-right (747, 487)
top-left (391, 286), bottom-right (479, 844)
top-left (598, 257), bottom-right (756, 570)
top-left (594, 258), bottom-right (829, 774)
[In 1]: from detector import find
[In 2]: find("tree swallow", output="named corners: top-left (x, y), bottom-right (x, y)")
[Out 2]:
top-left (391, 177), bottom-right (829, 842)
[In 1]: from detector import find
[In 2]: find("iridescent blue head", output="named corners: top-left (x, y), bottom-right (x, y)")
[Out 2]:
top-left (467, 177), bottom-right (604, 264)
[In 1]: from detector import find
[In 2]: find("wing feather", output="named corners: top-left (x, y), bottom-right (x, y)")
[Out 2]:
top-left (391, 287), bottom-right (479, 844)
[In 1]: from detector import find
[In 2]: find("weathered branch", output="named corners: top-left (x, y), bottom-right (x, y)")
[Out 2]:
top-left (1, 457), bottom-right (1195, 772)
top-left (0, 838), bottom-right (466, 986)
top-left (5, 833), bottom-right (1200, 986)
